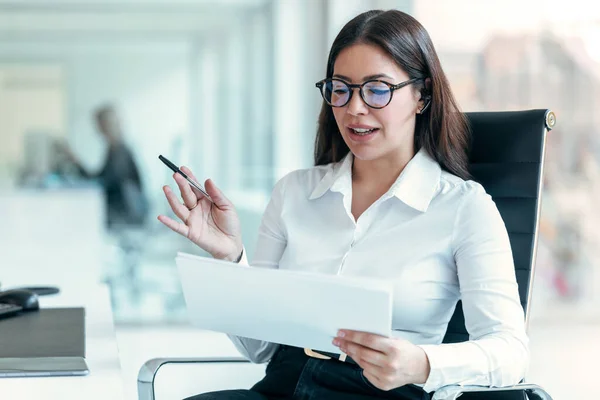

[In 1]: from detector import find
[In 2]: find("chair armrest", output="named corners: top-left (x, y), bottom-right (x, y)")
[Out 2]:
top-left (137, 357), bottom-right (250, 400)
top-left (433, 383), bottom-right (552, 400)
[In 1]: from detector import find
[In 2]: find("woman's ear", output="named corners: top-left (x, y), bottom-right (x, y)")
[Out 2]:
top-left (418, 77), bottom-right (432, 114)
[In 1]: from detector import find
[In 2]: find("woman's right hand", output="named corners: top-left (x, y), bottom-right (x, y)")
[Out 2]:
top-left (158, 167), bottom-right (243, 262)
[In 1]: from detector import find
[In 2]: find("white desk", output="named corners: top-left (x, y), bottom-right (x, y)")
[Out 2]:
top-left (0, 284), bottom-right (124, 400)
top-left (0, 188), bottom-right (124, 399)
top-left (0, 188), bottom-right (106, 286)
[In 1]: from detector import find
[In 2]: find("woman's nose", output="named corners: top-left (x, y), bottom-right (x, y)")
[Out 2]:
top-left (346, 89), bottom-right (369, 116)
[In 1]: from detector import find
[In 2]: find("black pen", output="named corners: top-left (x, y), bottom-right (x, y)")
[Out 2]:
top-left (158, 155), bottom-right (214, 203)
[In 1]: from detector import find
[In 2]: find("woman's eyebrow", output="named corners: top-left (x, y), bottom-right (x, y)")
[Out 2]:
top-left (332, 73), bottom-right (394, 82)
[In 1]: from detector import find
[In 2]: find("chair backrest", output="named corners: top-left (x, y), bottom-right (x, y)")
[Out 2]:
top-left (442, 109), bottom-right (555, 344)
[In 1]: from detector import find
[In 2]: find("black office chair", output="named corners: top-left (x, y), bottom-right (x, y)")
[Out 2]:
top-left (138, 109), bottom-right (555, 400)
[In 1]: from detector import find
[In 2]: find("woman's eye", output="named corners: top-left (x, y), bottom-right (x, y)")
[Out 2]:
top-left (368, 89), bottom-right (388, 96)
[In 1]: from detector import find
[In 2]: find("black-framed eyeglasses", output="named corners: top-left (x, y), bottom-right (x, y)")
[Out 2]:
top-left (315, 77), bottom-right (423, 109)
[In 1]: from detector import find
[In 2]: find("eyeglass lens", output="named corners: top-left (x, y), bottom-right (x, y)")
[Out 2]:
top-left (321, 80), bottom-right (392, 108)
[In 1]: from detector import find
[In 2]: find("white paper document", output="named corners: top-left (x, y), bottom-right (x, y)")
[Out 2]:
top-left (176, 252), bottom-right (394, 354)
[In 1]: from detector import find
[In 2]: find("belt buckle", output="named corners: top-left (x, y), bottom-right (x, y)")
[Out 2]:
top-left (304, 348), bottom-right (348, 362)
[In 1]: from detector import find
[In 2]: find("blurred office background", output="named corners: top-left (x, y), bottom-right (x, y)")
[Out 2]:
top-left (0, 0), bottom-right (597, 398)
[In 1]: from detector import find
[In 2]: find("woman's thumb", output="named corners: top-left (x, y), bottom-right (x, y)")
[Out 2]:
top-left (204, 179), bottom-right (233, 209)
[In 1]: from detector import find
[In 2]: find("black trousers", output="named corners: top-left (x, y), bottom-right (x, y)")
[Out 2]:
top-left (186, 346), bottom-right (430, 400)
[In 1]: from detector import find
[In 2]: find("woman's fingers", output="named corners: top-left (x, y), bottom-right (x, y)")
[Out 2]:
top-left (157, 214), bottom-right (190, 237)
top-left (173, 173), bottom-right (198, 209)
top-left (163, 185), bottom-right (190, 221)
top-left (355, 357), bottom-right (385, 374)
top-left (204, 179), bottom-right (233, 210)
top-left (336, 330), bottom-right (392, 354)
top-left (177, 167), bottom-right (228, 209)
top-left (180, 166), bottom-right (207, 200)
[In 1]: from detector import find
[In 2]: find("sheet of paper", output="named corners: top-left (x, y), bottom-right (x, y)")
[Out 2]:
top-left (176, 252), bottom-right (393, 354)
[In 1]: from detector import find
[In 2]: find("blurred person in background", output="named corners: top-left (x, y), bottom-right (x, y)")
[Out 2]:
top-left (63, 104), bottom-right (148, 229)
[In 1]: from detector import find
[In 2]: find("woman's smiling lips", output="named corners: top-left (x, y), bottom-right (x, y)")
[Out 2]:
top-left (346, 123), bottom-right (380, 142)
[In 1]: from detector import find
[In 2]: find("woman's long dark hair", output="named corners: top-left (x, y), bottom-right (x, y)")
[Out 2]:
top-left (314, 10), bottom-right (471, 180)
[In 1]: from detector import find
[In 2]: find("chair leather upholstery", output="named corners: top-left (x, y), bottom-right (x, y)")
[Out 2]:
top-left (442, 109), bottom-right (551, 344)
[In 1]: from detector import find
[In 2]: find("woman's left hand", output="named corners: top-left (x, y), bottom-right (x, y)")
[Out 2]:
top-left (333, 330), bottom-right (431, 391)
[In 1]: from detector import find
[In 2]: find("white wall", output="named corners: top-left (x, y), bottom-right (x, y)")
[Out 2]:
top-left (0, 63), bottom-right (66, 183)
top-left (0, 40), bottom-right (192, 204)
top-left (66, 41), bottom-right (192, 199)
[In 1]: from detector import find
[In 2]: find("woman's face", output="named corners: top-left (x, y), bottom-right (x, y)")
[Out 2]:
top-left (331, 43), bottom-right (422, 163)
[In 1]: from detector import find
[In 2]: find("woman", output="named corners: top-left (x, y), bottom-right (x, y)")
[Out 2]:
top-left (159, 9), bottom-right (529, 400)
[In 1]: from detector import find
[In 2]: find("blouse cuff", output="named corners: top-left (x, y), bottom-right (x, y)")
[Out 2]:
top-left (417, 343), bottom-right (490, 393)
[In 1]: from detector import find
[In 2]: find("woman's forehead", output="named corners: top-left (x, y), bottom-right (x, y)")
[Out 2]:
top-left (333, 43), bottom-right (406, 82)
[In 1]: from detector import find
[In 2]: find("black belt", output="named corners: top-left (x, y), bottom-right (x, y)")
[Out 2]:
top-left (303, 348), bottom-right (358, 365)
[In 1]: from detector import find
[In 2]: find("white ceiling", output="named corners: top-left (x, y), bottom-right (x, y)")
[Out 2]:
top-left (0, 0), bottom-right (271, 39)
top-left (0, 0), bottom-right (269, 8)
